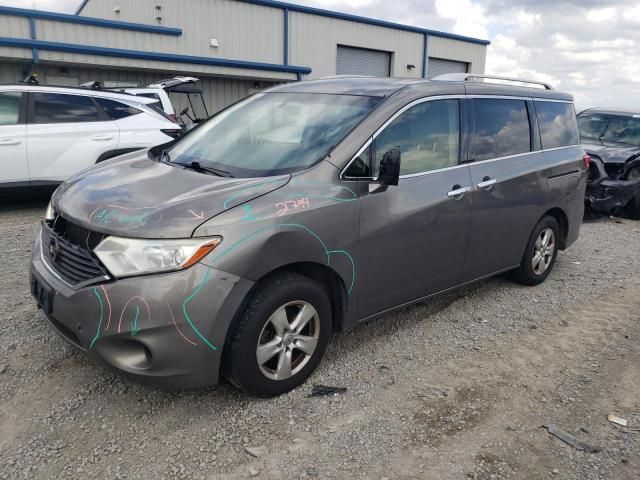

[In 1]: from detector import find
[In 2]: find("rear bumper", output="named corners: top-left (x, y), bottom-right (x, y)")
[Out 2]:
top-left (30, 230), bottom-right (254, 389)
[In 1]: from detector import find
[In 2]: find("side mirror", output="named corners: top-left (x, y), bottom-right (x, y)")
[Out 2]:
top-left (377, 148), bottom-right (401, 186)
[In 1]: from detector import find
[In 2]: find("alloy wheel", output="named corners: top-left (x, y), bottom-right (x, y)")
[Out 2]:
top-left (532, 227), bottom-right (555, 275)
top-left (256, 301), bottom-right (320, 381)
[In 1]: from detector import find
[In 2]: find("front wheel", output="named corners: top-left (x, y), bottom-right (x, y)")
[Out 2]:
top-left (510, 216), bottom-right (560, 286)
top-left (223, 272), bottom-right (332, 397)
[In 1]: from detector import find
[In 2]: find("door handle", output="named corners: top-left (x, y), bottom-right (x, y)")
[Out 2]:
top-left (447, 186), bottom-right (472, 199)
top-left (0, 139), bottom-right (21, 146)
top-left (477, 178), bottom-right (497, 190)
top-left (92, 135), bottom-right (114, 141)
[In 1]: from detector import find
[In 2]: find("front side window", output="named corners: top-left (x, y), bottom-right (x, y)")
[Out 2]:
top-left (602, 115), bottom-right (640, 147)
top-left (473, 99), bottom-right (531, 161)
top-left (577, 114), bottom-right (610, 142)
top-left (0, 92), bottom-right (21, 126)
top-left (373, 99), bottom-right (460, 176)
top-left (168, 92), bottom-right (381, 177)
top-left (535, 101), bottom-right (579, 149)
top-left (33, 93), bottom-right (100, 124)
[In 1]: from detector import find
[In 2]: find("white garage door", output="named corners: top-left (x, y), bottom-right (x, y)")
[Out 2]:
top-left (336, 46), bottom-right (391, 77)
top-left (427, 58), bottom-right (469, 78)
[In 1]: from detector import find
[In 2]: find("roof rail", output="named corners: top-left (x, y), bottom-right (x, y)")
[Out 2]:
top-left (432, 73), bottom-right (555, 91)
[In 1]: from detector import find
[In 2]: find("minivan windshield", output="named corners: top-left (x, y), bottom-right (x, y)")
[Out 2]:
top-left (167, 92), bottom-right (381, 177)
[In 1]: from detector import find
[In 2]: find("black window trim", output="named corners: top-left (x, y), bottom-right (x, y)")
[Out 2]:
top-left (26, 91), bottom-right (110, 125)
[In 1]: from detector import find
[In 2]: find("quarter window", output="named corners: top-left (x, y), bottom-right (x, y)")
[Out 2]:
top-left (374, 99), bottom-right (460, 176)
top-left (33, 93), bottom-right (100, 124)
top-left (535, 101), bottom-right (579, 149)
top-left (473, 99), bottom-right (531, 161)
top-left (95, 98), bottom-right (141, 120)
top-left (0, 92), bottom-right (21, 125)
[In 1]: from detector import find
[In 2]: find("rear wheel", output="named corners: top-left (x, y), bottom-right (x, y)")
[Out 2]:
top-left (223, 272), bottom-right (332, 397)
top-left (510, 215), bottom-right (560, 286)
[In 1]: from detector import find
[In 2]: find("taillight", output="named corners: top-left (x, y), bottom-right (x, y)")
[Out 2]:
top-left (583, 154), bottom-right (591, 169)
top-left (161, 129), bottom-right (182, 139)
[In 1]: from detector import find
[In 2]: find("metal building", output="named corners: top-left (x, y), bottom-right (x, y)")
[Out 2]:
top-left (0, 0), bottom-right (489, 115)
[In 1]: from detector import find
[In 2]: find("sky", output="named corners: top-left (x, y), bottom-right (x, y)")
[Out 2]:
top-left (3, 0), bottom-right (639, 111)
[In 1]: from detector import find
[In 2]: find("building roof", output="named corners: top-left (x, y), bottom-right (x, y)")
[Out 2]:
top-left (75, 0), bottom-right (491, 46)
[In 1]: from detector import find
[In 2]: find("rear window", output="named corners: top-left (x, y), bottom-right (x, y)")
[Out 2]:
top-left (95, 98), bottom-right (141, 120)
top-left (473, 99), bottom-right (531, 161)
top-left (0, 92), bottom-right (21, 125)
top-left (535, 101), bottom-right (579, 149)
top-left (32, 93), bottom-right (100, 124)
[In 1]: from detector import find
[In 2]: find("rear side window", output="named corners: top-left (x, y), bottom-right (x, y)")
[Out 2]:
top-left (535, 101), bottom-right (579, 149)
top-left (95, 98), bottom-right (141, 120)
top-left (473, 99), bottom-right (531, 161)
top-left (0, 92), bottom-right (21, 125)
top-left (374, 99), bottom-right (460, 176)
top-left (33, 93), bottom-right (100, 124)
top-left (577, 114), bottom-right (609, 141)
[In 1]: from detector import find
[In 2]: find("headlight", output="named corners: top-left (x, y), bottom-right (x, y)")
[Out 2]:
top-left (44, 201), bottom-right (55, 221)
top-left (94, 236), bottom-right (221, 278)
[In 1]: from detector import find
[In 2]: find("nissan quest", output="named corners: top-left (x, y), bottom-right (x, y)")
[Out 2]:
top-left (30, 75), bottom-right (588, 396)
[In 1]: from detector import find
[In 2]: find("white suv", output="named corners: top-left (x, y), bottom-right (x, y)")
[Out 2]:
top-left (0, 85), bottom-right (181, 193)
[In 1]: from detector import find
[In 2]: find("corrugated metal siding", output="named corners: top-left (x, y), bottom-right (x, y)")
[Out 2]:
top-left (428, 36), bottom-right (486, 74)
top-left (336, 45), bottom-right (390, 77)
top-left (289, 10), bottom-right (424, 79)
top-left (78, 0), bottom-right (284, 63)
top-left (427, 57), bottom-right (468, 78)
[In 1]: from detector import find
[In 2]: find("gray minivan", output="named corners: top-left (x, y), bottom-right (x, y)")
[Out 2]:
top-left (30, 75), bottom-right (587, 396)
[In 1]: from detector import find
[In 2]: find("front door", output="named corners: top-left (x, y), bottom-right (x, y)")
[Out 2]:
top-left (352, 98), bottom-right (473, 319)
top-left (0, 91), bottom-right (29, 185)
top-left (26, 92), bottom-right (119, 183)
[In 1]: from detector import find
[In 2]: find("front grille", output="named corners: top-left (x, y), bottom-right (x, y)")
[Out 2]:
top-left (42, 220), bottom-right (109, 286)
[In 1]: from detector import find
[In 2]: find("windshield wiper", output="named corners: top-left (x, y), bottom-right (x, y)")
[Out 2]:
top-left (176, 161), bottom-right (234, 178)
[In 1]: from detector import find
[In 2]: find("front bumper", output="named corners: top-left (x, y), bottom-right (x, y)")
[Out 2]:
top-left (31, 230), bottom-right (254, 389)
top-left (586, 178), bottom-right (640, 213)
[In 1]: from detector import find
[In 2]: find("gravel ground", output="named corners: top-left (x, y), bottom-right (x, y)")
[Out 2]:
top-left (0, 199), bottom-right (639, 480)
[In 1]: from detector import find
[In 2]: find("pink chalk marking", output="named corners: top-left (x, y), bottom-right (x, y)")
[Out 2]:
top-left (188, 209), bottom-right (205, 220)
top-left (105, 204), bottom-right (156, 210)
top-left (100, 285), bottom-right (112, 331)
top-left (167, 302), bottom-right (196, 347)
top-left (117, 296), bottom-right (151, 334)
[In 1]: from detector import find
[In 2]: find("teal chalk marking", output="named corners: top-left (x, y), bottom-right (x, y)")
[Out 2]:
top-left (181, 267), bottom-right (218, 351)
top-left (207, 223), bottom-right (330, 266)
top-left (90, 288), bottom-right (103, 349)
top-left (327, 250), bottom-right (356, 295)
top-left (130, 305), bottom-right (141, 336)
top-left (240, 204), bottom-right (257, 221)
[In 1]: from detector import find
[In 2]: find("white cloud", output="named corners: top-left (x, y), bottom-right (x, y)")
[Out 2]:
top-left (586, 7), bottom-right (617, 23)
top-left (435, 0), bottom-right (489, 38)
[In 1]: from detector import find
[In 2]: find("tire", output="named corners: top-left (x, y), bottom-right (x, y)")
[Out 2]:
top-left (510, 215), bottom-right (560, 286)
top-left (223, 271), bottom-right (332, 397)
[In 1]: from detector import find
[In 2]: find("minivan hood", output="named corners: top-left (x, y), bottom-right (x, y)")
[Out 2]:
top-left (54, 154), bottom-right (290, 238)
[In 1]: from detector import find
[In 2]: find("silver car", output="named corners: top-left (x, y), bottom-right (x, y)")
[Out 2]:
top-left (30, 75), bottom-right (587, 396)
